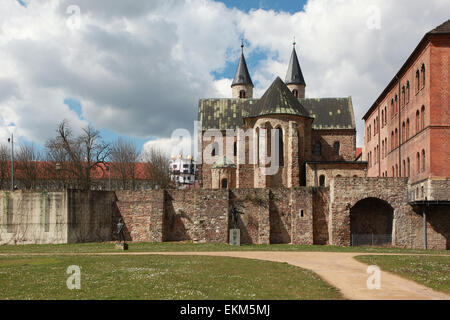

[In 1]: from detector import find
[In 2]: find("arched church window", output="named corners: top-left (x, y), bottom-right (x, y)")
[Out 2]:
top-left (319, 175), bottom-right (326, 187)
top-left (233, 141), bottom-right (237, 157)
top-left (276, 127), bottom-right (284, 166)
top-left (239, 90), bottom-right (246, 99)
top-left (313, 142), bottom-right (321, 156)
top-left (292, 89), bottom-right (299, 98)
top-left (333, 141), bottom-right (340, 156)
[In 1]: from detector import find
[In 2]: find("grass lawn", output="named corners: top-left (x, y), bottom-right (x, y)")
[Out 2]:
top-left (0, 254), bottom-right (343, 300)
top-left (354, 255), bottom-right (450, 293)
top-left (0, 242), bottom-right (448, 255)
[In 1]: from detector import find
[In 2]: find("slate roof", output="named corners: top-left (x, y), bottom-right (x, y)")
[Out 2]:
top-left (231, 52), bottom-right (254, 87)
top-left (247, 77), bottom-right (310, 118)
top-left (285, 47), bottom-right (306, 86)
top-left (429, 19), bottom-right (450, 33)
top-left (198, 94), bottom-right (355, 131)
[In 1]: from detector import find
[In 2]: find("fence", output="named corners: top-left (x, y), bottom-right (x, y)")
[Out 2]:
top-left (351, 234), bottom-right (392, 247)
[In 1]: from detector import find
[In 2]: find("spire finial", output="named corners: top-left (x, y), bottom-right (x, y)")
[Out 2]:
top-left (293, 36), bottom-right (296, 47)
top-left (241, 38), bottom-right (244, 53)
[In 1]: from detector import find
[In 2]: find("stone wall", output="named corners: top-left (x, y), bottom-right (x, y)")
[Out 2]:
top-left (313, 188), bottom-right (330, 245)
top-left (113, 190), bottom-right (164, 243)
top-left (329, 177), bottom-right (411, 247)
top-left (67, 190), bottom-right (115, 243)
top-left (165, 189), bottom-right (229, 243)
top-left (0, 190), bottom-right (114, 245)
top-left (306, 162), bottom-right (367, 187)
top-left (329, 177), bottom-right (449, 250)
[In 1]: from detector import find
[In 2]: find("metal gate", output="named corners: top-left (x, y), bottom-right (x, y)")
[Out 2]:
top-left (351, 234), bottom-right (392, 247)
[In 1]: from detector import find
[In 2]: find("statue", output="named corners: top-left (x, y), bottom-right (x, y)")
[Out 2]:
top-left (231, 205), bottom-right (242, 229)
top-left (117, 218), bottom-right (125, 244)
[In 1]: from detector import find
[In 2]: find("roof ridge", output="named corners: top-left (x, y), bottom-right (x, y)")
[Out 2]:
top-left (247, 77), bottom-right (311, 118)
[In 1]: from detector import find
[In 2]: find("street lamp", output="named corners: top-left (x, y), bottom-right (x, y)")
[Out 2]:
top-left (7, 124), bottom-right (16, 191)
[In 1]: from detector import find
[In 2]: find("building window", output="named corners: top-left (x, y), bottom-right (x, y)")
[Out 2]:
top-left (416, 70), bottom-right (420, 93)
top-left (416, 152), bottom-right (420, 174)
top-left (421, 149), bottom-right (426, 172)
top-left (395, 95), bottom-right (398, 114)
top-left (406, 81), bottom-right (410, 103)
top-left (382, 140), bottom-right (385, 158)
top-left (292, 89), bottom-right (299, 98)
top-left (333, 141), bottom-right (340, 156)
top-left (381, 110), bottom-right (384, 127)
top-left (421, 64), bottom-right (425, 89)
top-left (384, 107), bottom-right (387, 125)
top-left (401, 122), bottom-right (406, 143)
top-left (391, 99), bottom-right (394, 118)
top-left (313, 142), bottom-right (321, 156)
top-left (276, 127), bottom-right (284, 166)
top-left (211, 141), bottom-right (219, 157)
top-left (406, 119), bottom-right (410, 140)
top-left (221, 178), bottom-right (228, 189)
top-left (319, 175), bottom-right (326, 187)
top-left (401, 86), bottom-right (405, 107)
top-left (233, 141), bottom-right (237, 157)
top-left (421, 105), bottom-right (425, 131)
top-left (395, 128), bottom-right (398, 148)
top-left (395, 164), bottom-right (398, 177)
top-left (239, 90), bottom-right (246, 99)
top-left (416, 110), bottom-right (420, 134)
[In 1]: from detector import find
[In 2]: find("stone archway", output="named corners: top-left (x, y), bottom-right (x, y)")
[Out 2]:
top-left (350, 197), bottom-right (394, 246)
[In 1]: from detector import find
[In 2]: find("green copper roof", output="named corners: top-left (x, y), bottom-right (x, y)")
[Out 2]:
top-left (212, 156), bottom-right (236, 169)
top-left (248, 77), bottom-right (311, 118)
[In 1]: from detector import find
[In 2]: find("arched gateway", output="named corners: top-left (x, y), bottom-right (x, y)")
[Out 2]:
top-left (350, 198), bottom-right (393, 246)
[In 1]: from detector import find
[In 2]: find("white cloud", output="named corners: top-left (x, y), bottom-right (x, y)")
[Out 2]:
top-left (0, 0), bottom-right (448, 150)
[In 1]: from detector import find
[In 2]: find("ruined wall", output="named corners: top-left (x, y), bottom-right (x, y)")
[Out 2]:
top-left (113, 190), bottom-right (164, 242)
top-left (313, 188), bottom-right (330, 245)
top-left (230, 189), bottom-right (270, 244)
top-left (164, 189), bottom-right (229, 243)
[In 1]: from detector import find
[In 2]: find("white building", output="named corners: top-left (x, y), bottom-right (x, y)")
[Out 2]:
top-left (169, 155), bottom-right (198, 186)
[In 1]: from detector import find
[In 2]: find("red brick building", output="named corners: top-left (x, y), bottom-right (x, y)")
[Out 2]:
top-left (363, 20), bottom-right (450, 191)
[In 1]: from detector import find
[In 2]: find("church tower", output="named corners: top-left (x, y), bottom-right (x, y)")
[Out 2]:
top-left (285, 41), bottom-right (306, 98)
top-left (231, 42), bottom-right (254, 99)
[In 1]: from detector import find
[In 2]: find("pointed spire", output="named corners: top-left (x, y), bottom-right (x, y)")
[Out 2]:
top-left (285, 43), bottom-right (306, 86)
top-left (231, 41), bottom-right (254, 88)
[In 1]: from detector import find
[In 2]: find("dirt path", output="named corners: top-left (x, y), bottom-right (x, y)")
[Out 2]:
top-left (1, 251), bottom-right (448, 300)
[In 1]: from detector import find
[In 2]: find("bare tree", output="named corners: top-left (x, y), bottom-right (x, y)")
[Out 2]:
top-left (142, 146), bottom-right (171, 189)
top-left (15, 144), bottom-right (41, 190)
top-left (0, 144), bottom-right (10, 189)
top-left (110, 138), bottom-right (139, 190)
top-left (46, 120), bottom-right (111, 190)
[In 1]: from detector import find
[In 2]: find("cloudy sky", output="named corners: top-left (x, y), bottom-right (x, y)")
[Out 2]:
top-left (0, 0), bottom-right (448, 156)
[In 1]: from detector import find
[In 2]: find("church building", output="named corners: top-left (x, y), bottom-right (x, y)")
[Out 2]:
top-left (198, 43), bottom-right (366, 189)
